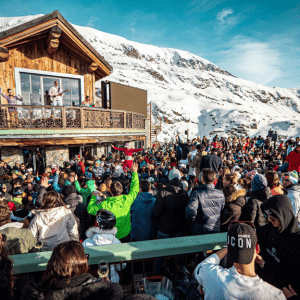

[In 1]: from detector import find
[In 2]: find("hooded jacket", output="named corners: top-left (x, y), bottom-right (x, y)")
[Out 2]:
top-left (130, 192), bottom-right (156, 241)
top-left (257, 195), bottom-right (300, 294)
top-left (29, 206), bottom-right (79, 251)
top-left (0, 222), bottom-right (36, 254)
top-left (82, 227), bottom-right (125, 283)
top-left (87, 172), bottom-right (139, 239)
top-left (63, 193), bottom-right (90, 241)
top-left (21, 273), bottom-right (124, 300)
top-left (244, 187), bottom-right (272, 228)
top-left (285, 184), bottom-right (300, 220)
top-left (186, 184), bottom-right (225, 235)
top-left (220, 188), bottom-right (247, 232)
top-left (153, 178), bottom-right (189, 235)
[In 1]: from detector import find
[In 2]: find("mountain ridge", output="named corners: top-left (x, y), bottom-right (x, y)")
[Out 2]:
top-left (1, 14), bottom-right (300, 141)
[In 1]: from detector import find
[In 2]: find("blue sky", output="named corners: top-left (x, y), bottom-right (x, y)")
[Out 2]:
top-left (1, 0), bottom-right (300, 88)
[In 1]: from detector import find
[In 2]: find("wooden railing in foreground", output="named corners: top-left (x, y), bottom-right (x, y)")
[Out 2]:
top-left (11, 233), bottom-right (227, 275)
top-left (0, 105), bottom-right (145, 130)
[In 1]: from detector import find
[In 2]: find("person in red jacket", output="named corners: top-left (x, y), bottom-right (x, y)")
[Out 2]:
top-left (112, 143), bottom-right (143, 170)
top-left (287, 141), bottom-right (300, 173)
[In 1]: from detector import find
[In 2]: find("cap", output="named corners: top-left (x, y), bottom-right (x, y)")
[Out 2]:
top-left (227, 223), bottom-right (256, 264)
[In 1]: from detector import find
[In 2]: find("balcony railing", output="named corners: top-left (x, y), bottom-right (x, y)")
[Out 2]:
top-left (0, 105), bottom-right (145, 130)
top-left (11, 233), bottom-right (226, 295)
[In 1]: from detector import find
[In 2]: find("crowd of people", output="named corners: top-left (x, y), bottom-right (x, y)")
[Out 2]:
top-left (0, 134), bottom-right (300, 299)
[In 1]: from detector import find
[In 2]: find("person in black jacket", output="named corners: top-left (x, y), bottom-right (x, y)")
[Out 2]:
top-left (244, 174), bottom-right (272, 228)
top-left (186, 168), bottom-right (225, 235)
top-left (153, 168), bottom-right (189, 237)
top-left (61, 185), bottom-right (90, 241)
top-left (21, 241), bottom-right (123, 300)
top-left (256, 194), bottom-right (300, 295)
top-left (220, 184), bottom-right (246, 232)
top-left (176, 134), bottom-right (191, 160)
top-left (200, 148), bottom-right (223, 173)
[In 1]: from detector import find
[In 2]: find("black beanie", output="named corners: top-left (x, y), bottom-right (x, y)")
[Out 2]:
top-left (62, 185), bottom-right (77, 197)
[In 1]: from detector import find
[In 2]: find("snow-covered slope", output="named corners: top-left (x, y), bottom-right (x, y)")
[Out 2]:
top-left (1, 14), bottom-right (300, 141)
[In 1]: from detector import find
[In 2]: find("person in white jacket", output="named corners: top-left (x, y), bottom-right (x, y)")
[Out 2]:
top-left (29, 191), bottom-right (79, 251)
top-left (82, 209), bottom-right (126, 283)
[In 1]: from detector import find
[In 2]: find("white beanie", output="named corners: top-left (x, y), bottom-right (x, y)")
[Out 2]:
top-left (168, 168), bottom-right (181, 181)
top-left (181, 180), bottom-right (188, 189)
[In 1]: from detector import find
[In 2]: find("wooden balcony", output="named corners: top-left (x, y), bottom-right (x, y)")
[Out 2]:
top-left (0, 105), bottom-right (145, 130)
top-left (0, 105), bottom-right (146, 146)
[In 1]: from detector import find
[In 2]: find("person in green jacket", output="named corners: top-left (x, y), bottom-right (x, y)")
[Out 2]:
top-left (87, 163), bottom-right (139, 241)
top-left (74, 173), bottom-right (96, 205)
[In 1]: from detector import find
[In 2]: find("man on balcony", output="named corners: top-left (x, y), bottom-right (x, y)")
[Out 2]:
top-left (49, 81), bottom-right (63, 107)
top-left (0, 88), bottom-right (23, 128)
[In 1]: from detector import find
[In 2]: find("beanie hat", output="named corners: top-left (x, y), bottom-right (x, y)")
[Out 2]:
top-left (0, 202), bottom-right (11, 224)
top-left (283, 171), bottom-right (298, 185)
top-left (62, 185), bottom-right (77, 197)
top-left (84, 172), bottom-right (93, 180)
top-left (251, 174), bottom-right (268, 192)
top-left (168, 168), bottom-right (181, 181)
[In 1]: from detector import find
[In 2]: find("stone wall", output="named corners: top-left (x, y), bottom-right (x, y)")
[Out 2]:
top-left (96, 144), bottom-right (106, 158)
top-left (1, 147), bottom-right (23, 167)
top-left (45, 146), bottom-right (69, 167)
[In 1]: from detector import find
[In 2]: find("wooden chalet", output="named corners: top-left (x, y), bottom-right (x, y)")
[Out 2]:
top-left (0, 11), bottom-right (146, 169)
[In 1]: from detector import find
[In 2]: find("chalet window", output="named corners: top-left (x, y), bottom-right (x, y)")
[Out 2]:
top-left (15, 68), bottom-right (84, 106)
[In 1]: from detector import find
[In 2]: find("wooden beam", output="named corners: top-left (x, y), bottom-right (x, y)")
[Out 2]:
top-left (45, 26), bottom-right (62, 55)
top-left (88, 62), bottom-right (98, 73)
top-left (0, 47), bottom-right (9, 62)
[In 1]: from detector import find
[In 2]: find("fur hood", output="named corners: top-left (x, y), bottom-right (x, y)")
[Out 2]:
top-left (85, 227), bottom-right (117, 239)
top-left (225, 188), bottom-right (247, 203)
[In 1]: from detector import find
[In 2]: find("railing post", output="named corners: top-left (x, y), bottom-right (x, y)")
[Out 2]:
top-left (124, 112), bottom-right (126, 129)
top-left (80, 107), bottom-right (84, 129)
top-left (62, 107), bottom-right (66, 129)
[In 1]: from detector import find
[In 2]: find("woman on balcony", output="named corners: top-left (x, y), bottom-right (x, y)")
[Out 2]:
top-left (0, 88), bottom-right (23, 128)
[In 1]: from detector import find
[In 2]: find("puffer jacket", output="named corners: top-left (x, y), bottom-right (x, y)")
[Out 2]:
top-left (21, 273), bottom-right (124, 300)
top-left (29, 205), bottom-right (79, 251)
top-left (186, 184), bottom-right (225, 235)
top-left (153, 178), bottom-right (189, 235)
top-left (0, 222), bottom-right (36, 254)
top-left (287, 149), bottom-right (300, 173)
top-left (285, 184), bottom-right (300, 221)
top-left (188, 151), bottom-right (207, 179)
top-left (244, 187), bottom-right (272, 228)
top-left (130, 192), bottom-right (156, 241)
top-left (63, 193), bottom-right (90, 241)
top-left (82, 227), bottom-right (125, 283)
top-left (220, 188), bottom-right (247, 232)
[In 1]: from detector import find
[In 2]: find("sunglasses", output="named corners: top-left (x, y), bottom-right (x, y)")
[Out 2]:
top-left (229, 220), bottom-right (255, 229)
top-left (282, 174), bottom-right (290, 179)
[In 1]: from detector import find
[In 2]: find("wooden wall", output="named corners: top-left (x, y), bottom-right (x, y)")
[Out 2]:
top-left (0, 41), bottom-right (94, 104)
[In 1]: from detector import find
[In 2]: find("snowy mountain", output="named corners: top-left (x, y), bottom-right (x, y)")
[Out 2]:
top-left (1, 14), bottom-right (300, 141)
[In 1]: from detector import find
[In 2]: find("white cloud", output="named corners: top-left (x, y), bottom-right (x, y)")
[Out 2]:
top-left (216, 8), bottom-right (234, 22)
top-left (219, 36), bottom-right (281, 85)
top-left (86, 16), bottom-right (99, 28)
top-left (187, 0), bottom-right (228, 13)
top-left (216, 8), bottom-right (242, 33)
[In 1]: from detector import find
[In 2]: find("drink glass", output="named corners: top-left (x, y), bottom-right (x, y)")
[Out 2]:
top-left (98, 260), bottom-right (109, 279)
top-left (35, 239), bottom-right (44, 260)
